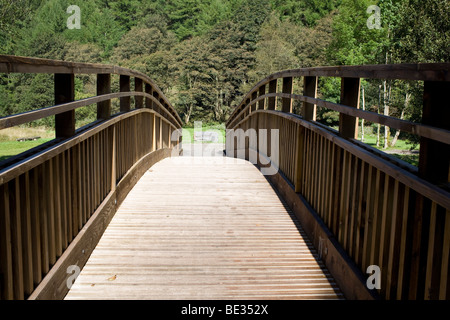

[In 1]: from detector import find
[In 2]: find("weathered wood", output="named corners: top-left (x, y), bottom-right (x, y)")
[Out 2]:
top-left (54, 73), bottom-right (75, 138)
top-left (65, 157), bottom-right (343, 300)
top-left (267, 79), bottom-right (277, 110)
top-left (258, 85), bottom-right (266, 110)
top-left (119, 75), bottom-right (130, 112)
top-left (134, 77), bottom-right (143, 109)
top-left (0, 184), bottom-right (13, 299)
top-left (28, 148), bottom-right (173, 300)
top-left (281, 77), bottom-right (293, 113)
top-left (418, 81), bottom-right (450, 185)
top-left (339, 78), bottom-right (360, 139)
top-left (97, 74), bottom-right (111, 120)
top-left (302, 76), bottom-right (317, 120)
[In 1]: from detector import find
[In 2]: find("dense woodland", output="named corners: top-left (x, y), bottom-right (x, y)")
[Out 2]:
top-left (0, 0), bottom-right (449, 148)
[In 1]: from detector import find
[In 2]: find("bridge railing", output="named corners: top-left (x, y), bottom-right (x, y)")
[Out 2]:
top-left (226, 64), bottom-right (450, 300)
top-left (0, 55), bottom-right (183, 299)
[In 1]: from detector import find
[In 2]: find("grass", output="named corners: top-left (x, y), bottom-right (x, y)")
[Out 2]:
top-left (182, 123), bottom-right (226, 144)
top-left (0, 126), bottom-right (55, 162)
top-left (0, 123), bottom-right (419, 166)
top-left (357, 127), bottom-right (419, 166)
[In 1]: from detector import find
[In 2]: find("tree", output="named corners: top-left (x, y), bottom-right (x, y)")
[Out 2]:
top-left (270, 0), bottom-right (340, 27)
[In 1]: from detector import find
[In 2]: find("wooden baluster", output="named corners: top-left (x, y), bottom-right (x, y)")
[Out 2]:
top-left (119, 75), bottom-right (130, 112)
top-left (281, 77), bottom-right (293, 113)
top-left (55, 73), bottom-right (75, 138)
top-left (0, 184), bottom-right (13, 299)
top-left (302, 76), bottom-right (318, 120)
top-left (339, 77), bottom-right (360, 139)
top-left (97, 74), bottom-right (111, 120)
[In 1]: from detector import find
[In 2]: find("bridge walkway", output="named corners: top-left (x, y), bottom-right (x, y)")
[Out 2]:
top-left (65, 155), bottom-right (343, 299)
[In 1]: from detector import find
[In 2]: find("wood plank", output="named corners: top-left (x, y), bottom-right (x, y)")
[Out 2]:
top-left (302, 76), bottom-right (317, 120)
top-left (65, 157), bottom-right (343, 300)
top-left (10, 178), bottom-right (24, 299)
top-left (54, 73), bottom-right (75, 138)
top-left (19, 172), bottom-right (33, 297)
top-left (0, 183), bottom-right (13, 299)
top-left (29, 167), bottom-right (42, 286)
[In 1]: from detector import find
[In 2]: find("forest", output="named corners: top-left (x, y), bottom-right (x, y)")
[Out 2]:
top-left (0, 0), bottom-right (449, 152)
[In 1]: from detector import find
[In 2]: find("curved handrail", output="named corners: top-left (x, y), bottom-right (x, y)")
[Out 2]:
top-left (0, 54), bottom-right (183, 128)
top-left (0, 55), bottom-right (183, 300)
top-left (226, 63), bottom-right (450, 128)
top-left (226, 63), bottom-right (450, 300)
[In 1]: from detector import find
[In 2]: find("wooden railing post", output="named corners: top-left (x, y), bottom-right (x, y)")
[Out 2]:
top-left (258, 85), bottom-right (266, 110)
top-left (97, 74), bottom-right (111, 120)
top-left (302, 76), bottom-right (318, 120)
top-left (339, 77), bottom-right (360, 139)
top-left (251, 91), bottom-right (257, 112)
top-left (55, 73), bottom-right (75, 138)
top-left (119, 75), bottom-right (130, 112)
top-left (268, 79), bottom-right (277, 110)
top-left (135, 77), bottom-right (143, 109)
top-left (418, 81), bottom-right (450, 185)
top-left (153, 91), bottom-right (160, 113)
top-left (145, 83), bottom-right (152, 108)
top-left (281, 77), bottom-right (293, 113)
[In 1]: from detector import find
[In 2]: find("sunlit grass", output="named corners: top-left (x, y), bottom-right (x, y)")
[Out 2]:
top-left (0, 126), bottom-right (55, 161)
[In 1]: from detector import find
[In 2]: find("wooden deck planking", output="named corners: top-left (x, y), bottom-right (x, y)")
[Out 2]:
top-left (65, 156), bottom-right (343, 300)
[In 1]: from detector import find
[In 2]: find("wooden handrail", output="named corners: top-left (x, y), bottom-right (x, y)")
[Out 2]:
top-left (226, 63), bottom-right (450, 300)
top-left (0, 54), bottom-right (183, 128)
top-left (228, 92), bottom-right (450, 145)
top-left (227, 63), bottom-right (450, 128)
top-left (0, 55), bottom-right (183, 300)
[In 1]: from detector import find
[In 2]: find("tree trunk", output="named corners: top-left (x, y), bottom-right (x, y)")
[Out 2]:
top-left (391, 92), bottom-right (410, 147)
top-left (376, 84), bottom-right (381, 147)
top-left (361, 85), bottom-right (365, 142)
top-left (383, 79), bottom-right (391, 149)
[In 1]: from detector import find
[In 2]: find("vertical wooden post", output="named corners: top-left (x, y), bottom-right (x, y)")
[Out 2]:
top-left (135, 77), bottom-right (143, 109)
top-left (119, 75), bottom-right (130, 112)
top-left (339, 77), bottom-right (360, 139)
top-left (159, 117), bottom-right (163, 149)
top-left (153, 91), bottom-right (160, 113)
top-left (97, 74), bottom-right (111, 120)
top-left (251, 91), bottom-right (258, 112)
top-left (145, 83), bottom-right (152, 108)
top-left (111, 125), bottom-right (116, 192)
top-left (302, 76), bottom-right (318, 120)
top-left (258, 85), bottom-right (266, 110)
top-left (418, 81), bottom-right (450, 184)
top-left (55, 73), bottom-right (75, 138)
top-left (281, 77), bottom-right (293, 113)
top-left (268, 79), bottom-right (277, 110)
top-left (294, 124), bottom-right (305, 192)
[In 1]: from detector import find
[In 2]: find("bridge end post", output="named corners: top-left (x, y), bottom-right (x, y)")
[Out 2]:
top-left (339, 77), bottom-right (361, 139)
top-left (119, 75), bottom-right (131, 112)
top-left (302, 76), bottom-right (318, 121)
top-left (97, 74), bottom-right (111, 120)
top-left (55, 73), bottom-right (75, 138)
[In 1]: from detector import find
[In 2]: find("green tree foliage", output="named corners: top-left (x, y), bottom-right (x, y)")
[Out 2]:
top-left (0, 0), bottom-right (448, 134)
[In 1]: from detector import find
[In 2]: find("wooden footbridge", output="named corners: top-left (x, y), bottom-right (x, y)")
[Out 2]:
top-left (0, 55), bottom-right (449, 300)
